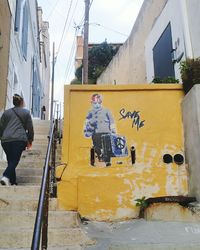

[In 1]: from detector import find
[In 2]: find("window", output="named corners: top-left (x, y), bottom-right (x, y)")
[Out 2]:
top-left (14, 0), bottom-right (22, 32)
top-left (15, 0), bottom-right (29, 59)
top-left (21, 1), bottom-right (28, 59)
top-left (13, 72), bottom-right (18, 93)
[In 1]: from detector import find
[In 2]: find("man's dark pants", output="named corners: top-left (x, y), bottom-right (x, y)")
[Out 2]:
top-left (1, 141), bottom-right (26, 185)
top-left (92, 133), bottom-right (111, 164)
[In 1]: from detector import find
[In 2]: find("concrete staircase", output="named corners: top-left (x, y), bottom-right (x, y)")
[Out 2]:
top-left (0, 120), bottom-right (92, 250)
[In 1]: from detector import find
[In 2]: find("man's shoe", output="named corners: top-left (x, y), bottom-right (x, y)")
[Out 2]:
top-left (11, 182), bottom-right (18, 186)
top-left (0, 176), bottom-right (10, 186)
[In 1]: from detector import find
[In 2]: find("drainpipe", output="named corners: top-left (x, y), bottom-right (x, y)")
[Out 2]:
top-left (180, 0), bottom-right (194, 58)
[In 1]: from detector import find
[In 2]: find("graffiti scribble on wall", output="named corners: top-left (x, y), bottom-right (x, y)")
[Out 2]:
top-left (84, 94), bottom-right (128, 167)
top-left (119, 108), bottom-right (145, 130)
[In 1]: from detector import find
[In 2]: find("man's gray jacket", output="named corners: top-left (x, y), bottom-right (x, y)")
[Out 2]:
top-left (0, 107), bottom-right (34, 143)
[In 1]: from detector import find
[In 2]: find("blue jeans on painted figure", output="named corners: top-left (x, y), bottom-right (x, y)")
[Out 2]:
top-left (1, 141), bottom-right (26, 185)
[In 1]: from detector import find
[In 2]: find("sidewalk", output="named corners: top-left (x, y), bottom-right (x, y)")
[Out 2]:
top-left (82, 219), bottom-right (200, 250)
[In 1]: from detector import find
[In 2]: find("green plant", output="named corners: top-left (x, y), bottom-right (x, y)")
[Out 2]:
top-left (75, 41), bottom-right (119, 84)
top-left (152, 76), bottom-right (179, 84)
top-left (180, 58), bottom-right (200, 94)
top-left (70, 78), bottom-right (82, 85)
top-left (135, 196), bottom-right (148, 218)
top-left (135, 196), bottom-right (148, 208)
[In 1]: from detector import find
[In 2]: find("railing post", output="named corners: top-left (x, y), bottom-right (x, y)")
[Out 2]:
top-left (41, 165), bottom-right (50, 249)
top-left (50, 119), bottom-right (57, 198)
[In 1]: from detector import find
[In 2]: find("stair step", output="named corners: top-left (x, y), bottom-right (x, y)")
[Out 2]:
top-left (0, 211), bottom-right (79, 229)
top-left (18, 182), bottom-right (40, 186)
top-left (29, 146), bottom-right (61, 154)
top-left (0, 228), bottom-right (92, 248)
top-left (0, 173), bottom-right (42, 184)
top-left (0, 186), bottom-right (40, 199)
top-left (20, 155), bottom-right (61, 162)
top-left (0, 167), bottom-right (43, 176)
top-left (17, 168), bottom-right (43, 175)
top-left (22, 149), bottom-right (43, 157)
top-left (34, 134), bottom-right (50, 140)
top-left (17, 175), bottom-right (42, 184)
top-left (33, 119), bottom-right (50, 124)
top-left (31, 142), bottom-right (48, 147)
top-left (0, 161), bottom-right (43, 169)
top-left (0, 197), bottom-right (58, 211)
top-left (0, 247), bottom-right (83, 250)
top-left (0, 160), bottom-right (61, 169)
top-left (21, 154), bottom-right (46, 161)
top-left (33, 122), bottom-right (50, 126)
top-left (18, 161), bottom-right (44, 168)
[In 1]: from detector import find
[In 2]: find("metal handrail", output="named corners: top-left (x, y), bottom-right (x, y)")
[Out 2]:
top-left (31, 120), bottom-right (56, 250)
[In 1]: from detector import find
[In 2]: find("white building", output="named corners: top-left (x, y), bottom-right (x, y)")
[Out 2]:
top-left (38, 7), bottom-right (50, 120)
top-left (97, 0), bottom-right (200, 85)
top-left (0, 0), bottom-right (50, 160)
top-left (145, 0), bottom-right (200, 83)
top-left (6, 0), bottom-right (49, 118)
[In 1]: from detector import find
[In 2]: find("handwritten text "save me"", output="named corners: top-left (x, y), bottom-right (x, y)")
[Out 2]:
top-left (119, 108), bottom-right (145, 130)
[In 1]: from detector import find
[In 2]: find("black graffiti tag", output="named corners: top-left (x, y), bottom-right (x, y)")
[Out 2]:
top-left (119, 108), bottom-right (145, 130)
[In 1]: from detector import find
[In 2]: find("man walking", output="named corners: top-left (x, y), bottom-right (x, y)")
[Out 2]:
top-left (0, 94), bottom-right (34, 185)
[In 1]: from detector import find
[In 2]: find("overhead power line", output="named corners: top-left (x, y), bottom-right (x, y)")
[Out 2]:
top-left (56, 0), bottom-right (80, 62)
top-left (90, 23), bottom-right (128, 37)
top-left (90, 0), bottom-right (94, 9)
top-left (64, 0), bottom-right (80, 36)
top-left (56, 0), bottom-right (74, 59)
top-left (46, 0), bottom-right (61, 20)
top-left (78, 0), bottom-right (93, 28)
top-left (63, 29), bottom-right (78, 83)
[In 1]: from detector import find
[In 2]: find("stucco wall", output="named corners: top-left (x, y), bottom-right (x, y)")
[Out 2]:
top-left (145, 0), bottom-right (186, 82)
top-left (182, 85), bottom-right (200, 202)
top-left (6, 0), bottom-right (41, 111)
top-left (186, 0), bottom-right (200, 58)
top-left (38, 8), bottom-right (50, 120)
top-left (97, 0), bottom-right (168, 85)
top-left (57, 84), bottom-right (188, 221)
top-left (0, 0), bottom-right (11, 113)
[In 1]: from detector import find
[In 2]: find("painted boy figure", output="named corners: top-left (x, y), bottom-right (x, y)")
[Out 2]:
top-left (84, 94), bottom-right (116, 166)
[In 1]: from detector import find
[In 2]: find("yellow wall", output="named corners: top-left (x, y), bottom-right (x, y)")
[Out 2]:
top-left (57, 84), bottom-right (188, 221)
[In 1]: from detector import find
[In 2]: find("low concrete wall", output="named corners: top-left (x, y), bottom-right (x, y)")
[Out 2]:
top-left (145, 203), bottom-right (200, 222)
top-left (182, 85), bottom-right (200, 201)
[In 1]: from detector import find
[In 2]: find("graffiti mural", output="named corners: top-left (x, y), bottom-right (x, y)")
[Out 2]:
top-left (84, 94), bottom-right (128, 166)
top-left (119, 108), bottom-right (145, 130)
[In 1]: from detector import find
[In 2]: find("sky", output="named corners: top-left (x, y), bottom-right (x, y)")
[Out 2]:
top-left (37, 0), bottom-right (144, 104)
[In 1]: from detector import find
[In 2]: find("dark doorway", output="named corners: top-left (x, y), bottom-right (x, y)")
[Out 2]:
top-left (153, 23), bottom-right (175, 79)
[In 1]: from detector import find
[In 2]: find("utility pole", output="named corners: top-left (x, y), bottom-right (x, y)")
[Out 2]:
top-left (83, 0), bottom-right (90, 84)
top-left (50, 42), bottom-right (55, 120)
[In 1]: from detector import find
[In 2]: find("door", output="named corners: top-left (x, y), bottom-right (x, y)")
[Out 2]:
top-left (153, 23), bottom-right (175, 79)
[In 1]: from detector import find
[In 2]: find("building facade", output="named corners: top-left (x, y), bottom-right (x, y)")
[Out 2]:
top-left (97, 0), bottom-right (200, 84)
top-left (38, 7), bottom-right (50, 120)
top-left (0, 0), bottom-right (11, 115)
top-left (6, 0), bottom-right (50, 119)
top-left (0, 0), bottom-right (50, 160)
